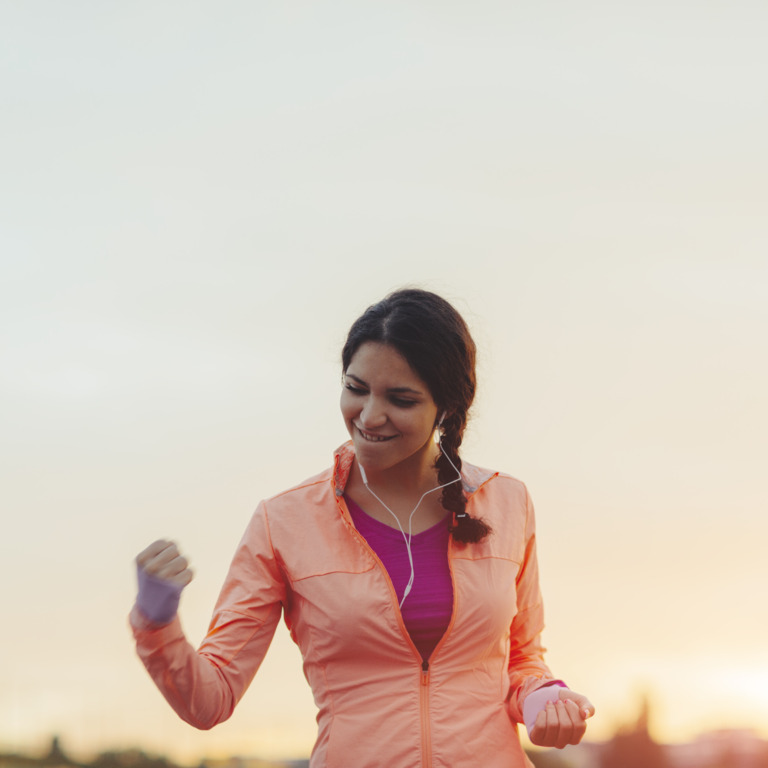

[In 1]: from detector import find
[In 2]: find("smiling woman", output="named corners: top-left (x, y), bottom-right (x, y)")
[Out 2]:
top-left (130, 288), bottom-right (594, 768)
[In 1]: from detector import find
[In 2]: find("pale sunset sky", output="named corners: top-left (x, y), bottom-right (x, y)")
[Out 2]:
top-left (1, 1), bottom-right (766, 763)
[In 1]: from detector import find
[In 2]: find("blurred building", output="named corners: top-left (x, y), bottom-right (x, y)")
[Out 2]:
top-left (665, 729), bottom-right (768, 768)
top-left (596, 694), bottom-right (672, 768)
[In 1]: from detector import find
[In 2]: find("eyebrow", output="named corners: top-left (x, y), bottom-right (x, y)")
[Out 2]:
top-left (345, 373), bottom-right (424, 396)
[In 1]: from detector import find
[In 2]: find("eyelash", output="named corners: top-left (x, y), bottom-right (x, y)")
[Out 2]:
top-left (344, 384), bottom-right (417, 409)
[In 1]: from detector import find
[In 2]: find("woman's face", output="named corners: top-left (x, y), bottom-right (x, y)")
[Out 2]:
top-left (340, 341), bottom-right (440, 477)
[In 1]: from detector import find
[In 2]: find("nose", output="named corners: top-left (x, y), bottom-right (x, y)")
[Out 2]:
top-left (359, 396), bottom-right (387, 428)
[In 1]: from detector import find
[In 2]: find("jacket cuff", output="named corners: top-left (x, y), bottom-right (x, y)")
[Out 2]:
top-left (129, 604), bottom-right (186, 650)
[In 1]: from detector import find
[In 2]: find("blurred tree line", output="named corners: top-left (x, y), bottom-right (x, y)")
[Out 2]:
top-left (5, 721), bottom-right (768, 768)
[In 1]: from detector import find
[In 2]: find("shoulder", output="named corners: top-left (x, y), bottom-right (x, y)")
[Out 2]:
top-left (250, 466), bottom-right (338, 533)
top-left (240, 465), bottom-right (340, 551)
top-left (462, 461), bottom-right (536, 542)
top-left (462, 460), bottom-right (531, 505)
top-left (264, 465), bottom-right (335, 505)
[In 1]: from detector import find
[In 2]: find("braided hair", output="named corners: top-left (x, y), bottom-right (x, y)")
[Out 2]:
top-left (341, 288), bottom-right (492, 544)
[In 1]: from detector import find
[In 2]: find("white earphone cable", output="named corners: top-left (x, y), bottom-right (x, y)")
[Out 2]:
top-left (357, 434), bottom-right (462, 609)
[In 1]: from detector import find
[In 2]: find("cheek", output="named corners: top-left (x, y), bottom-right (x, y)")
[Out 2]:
top-left (402, 411), bottom-right (438, 441)
top-left (339, 391), bottom-right (356, 423)
top-left (339, 392), bottom-right (349, 420)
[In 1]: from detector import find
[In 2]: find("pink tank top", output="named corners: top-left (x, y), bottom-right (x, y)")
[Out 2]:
top-left (345, 495), bottom-right (453, 661)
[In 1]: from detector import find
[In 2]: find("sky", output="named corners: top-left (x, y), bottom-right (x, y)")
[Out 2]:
top-left (1, 0), bottom-right (767, 762)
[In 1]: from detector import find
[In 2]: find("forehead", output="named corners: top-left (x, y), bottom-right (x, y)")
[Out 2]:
top-left (345, 342), bottom-right (426, 388)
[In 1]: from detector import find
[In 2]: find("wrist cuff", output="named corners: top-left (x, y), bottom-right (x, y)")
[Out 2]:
top-left (135, 564), bottom-right (184, 625)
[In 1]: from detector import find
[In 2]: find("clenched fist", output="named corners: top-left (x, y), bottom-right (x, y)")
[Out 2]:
top-left (525, 686), bottom-right (594, 749)
top-left (136, 539), bottom-right (194, 586)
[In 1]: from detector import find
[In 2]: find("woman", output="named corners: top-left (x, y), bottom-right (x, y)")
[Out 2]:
top-left (131, 288), bottom-right (593, 767)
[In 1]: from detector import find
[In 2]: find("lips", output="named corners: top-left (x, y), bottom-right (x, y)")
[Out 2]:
top-left (355, 425), bottom-right (397, 443)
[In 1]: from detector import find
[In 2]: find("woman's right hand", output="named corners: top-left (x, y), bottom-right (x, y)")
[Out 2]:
top-left (136, 539), bottom-right (194, 586)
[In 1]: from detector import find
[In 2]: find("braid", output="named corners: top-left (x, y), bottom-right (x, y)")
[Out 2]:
top-left (438, 413), bottom-right (492, 544)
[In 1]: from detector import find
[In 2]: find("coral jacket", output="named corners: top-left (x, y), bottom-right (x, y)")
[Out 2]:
top-left (131, 442), bottom-right (557, 767)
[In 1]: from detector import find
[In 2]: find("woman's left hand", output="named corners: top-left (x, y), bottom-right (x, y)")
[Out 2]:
top-left (528, 688), bottom-right (594, 749)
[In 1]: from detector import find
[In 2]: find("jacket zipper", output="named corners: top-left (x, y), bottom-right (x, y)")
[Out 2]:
top-left (416, 537), bottom-right (457, 768)
top-left (425, 537), bottom-right (457, 665)
top-left (421, 659), bottom-right (431, 768)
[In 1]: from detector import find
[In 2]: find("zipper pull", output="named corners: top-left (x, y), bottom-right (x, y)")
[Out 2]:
top-left (421, 659), bottom-right (429, 684)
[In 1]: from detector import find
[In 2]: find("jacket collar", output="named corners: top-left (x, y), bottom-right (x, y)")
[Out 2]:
top-left (333, 441), bottom-right (356, 497)
top-left (332, 441), bottom-right (496, 497)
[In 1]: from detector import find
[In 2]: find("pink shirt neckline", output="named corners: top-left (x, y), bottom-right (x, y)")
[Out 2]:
top-left (345, 494), bottom-right (453, 661)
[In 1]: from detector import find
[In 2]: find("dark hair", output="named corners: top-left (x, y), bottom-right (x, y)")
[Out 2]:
top-left (341, 288), bottom-right (492, 544)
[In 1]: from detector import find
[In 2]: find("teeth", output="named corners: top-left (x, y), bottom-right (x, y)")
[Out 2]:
top-left (358, 428), bottom-right (393, 442)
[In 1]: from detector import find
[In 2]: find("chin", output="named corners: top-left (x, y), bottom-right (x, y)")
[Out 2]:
top-left (351, 439), bottom-right (396, 466)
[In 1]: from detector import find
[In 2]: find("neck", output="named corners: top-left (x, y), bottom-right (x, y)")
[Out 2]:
top-left (355, 443), bottom-right (441, 495)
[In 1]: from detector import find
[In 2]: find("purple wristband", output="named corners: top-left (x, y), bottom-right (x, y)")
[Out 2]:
top-left (136, 564), bottom-right (184, 625)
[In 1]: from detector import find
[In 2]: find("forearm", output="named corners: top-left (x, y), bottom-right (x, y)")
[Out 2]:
top-left (505, 613), bottom-right (559, 723)
top-left (130, 607), bottom-right (239, 729)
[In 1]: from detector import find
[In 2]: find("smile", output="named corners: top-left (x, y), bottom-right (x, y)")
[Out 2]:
top-left (356, 426), bottom-right (397, 443)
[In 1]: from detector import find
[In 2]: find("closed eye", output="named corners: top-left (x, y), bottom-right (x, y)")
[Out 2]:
top-left (344, 384), bottom-right (415, 408)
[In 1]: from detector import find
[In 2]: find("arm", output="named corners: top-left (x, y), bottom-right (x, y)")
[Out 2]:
top-left (505, 486), bottom-right (594, 746)
top-left (505, 486), bottom-right (559, 723)
top-left (130, 502), bottom-right (286, 730)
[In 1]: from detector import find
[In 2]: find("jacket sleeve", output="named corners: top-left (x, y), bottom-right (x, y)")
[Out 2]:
top-left (505, 485), bottom-right (558, 724)
top-left (130, 501), bottom-right (286, 730)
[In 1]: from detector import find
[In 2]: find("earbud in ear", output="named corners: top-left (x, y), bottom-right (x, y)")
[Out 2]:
top-left (434, 411), bottom-right (448, 445)
top-left (433, 412), bottom-right (445, 444)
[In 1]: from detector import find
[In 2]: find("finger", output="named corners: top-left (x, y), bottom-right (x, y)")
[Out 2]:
top-left (156, 563), bottom-right (194, 587)
top-left (529, 708), bottom-right (550, 747)
top-left (175, 566), bottom-right (194, 586)
top-left (136, 539), bottom-right (172, 568)
top-left (543, 701), bottom-right (559, 746)
top-left (553, 700), bottom-right (575, 749)
top-left (559, 689), bottom-right (595, 721)
top-left (144, 544), bottom-right (182, 576)
top-left (154, 554), bottom-right (190, 581)
top-left (563, 698), bottom-right (587, 745)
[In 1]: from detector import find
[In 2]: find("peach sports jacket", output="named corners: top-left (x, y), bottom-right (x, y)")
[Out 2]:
top-left (131, 443), bottom-right (559, 768)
